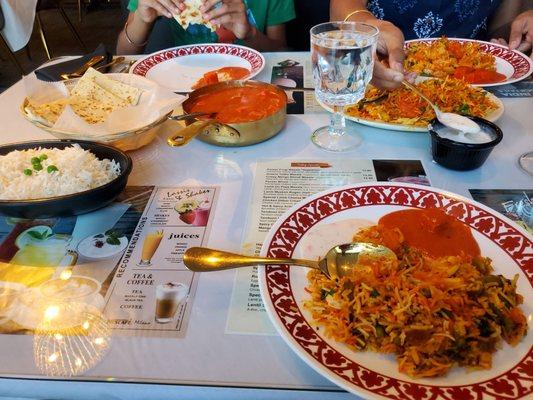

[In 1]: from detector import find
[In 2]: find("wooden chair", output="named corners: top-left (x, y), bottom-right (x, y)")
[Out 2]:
top-left (36, 0), bottom-right (87, 59)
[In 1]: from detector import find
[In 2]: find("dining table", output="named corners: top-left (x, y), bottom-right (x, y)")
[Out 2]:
top-left (0, 51), bottom-right (531, 400)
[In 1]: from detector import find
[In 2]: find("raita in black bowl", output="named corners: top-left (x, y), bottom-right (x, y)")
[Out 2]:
top-left (0, 139), bottom-right (132, 219)
top-left (428, 116), bottom-right (503, 171)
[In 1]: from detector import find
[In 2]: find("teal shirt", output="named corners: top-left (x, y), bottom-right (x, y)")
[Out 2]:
top-left (128, 0), bottom-right (295, 46)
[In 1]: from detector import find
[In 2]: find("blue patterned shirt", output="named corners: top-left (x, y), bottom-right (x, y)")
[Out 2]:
top-left (367, 0), bottom-right (502, 40)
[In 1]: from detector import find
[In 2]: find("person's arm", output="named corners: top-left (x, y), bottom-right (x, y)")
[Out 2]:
top-left (243, 24), bottom-right (289, 52)
top-left (201, 0), bottom-right (289, 51)
top-left (116, 0), bottom-right (184, 55)
top-left (330, 0), bottom-right (406, 89)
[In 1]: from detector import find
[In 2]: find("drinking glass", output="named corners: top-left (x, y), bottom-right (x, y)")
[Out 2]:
top-left (310, 22), bottom-right (379, 151)
top-left (518, 151), bottom-right (533, 175)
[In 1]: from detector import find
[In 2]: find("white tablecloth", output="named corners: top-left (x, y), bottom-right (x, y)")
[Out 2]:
top-left (0, 53), bottom-right (531, 400)
top-left (0, 0), bottom-right (38, 51)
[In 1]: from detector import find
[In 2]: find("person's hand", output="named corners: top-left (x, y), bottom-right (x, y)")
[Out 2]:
top-left (491, 10), bottom-right (533, 54)
top-left (201, 0), bottom-right (252, 40)
top-left (509, 10), bottom-right (533, 54)
top-left (370, 21), bottom-right (407, 89)
top-left (136, 0), bottom-right (184, 23)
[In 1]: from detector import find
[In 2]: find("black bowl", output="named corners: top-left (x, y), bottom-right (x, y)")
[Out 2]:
top-left (0, 139), bottom-right (132, 219)
top-left (428, 116), bottom-right (503, 171)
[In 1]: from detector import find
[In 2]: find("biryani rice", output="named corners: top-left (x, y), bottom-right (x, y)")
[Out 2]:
top-left (304, 225), bottom-right (527, 378)
top-left (404, 37), bottom-right (496, 78)
top-left (345, 77), bottom-right (497, 127)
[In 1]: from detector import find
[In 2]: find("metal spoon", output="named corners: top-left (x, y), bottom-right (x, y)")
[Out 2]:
top-left (95, 56), bottom-right (126, 72)
top-left (183, 242), bottom-right (396, 279)
top-left (60, 55), bottom-right (105, 80)
top-left (401, 80), bottom-right (480, 134)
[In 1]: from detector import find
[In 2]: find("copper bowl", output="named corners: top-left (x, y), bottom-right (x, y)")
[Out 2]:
top-left (173, 80), bottom-right (287, 147)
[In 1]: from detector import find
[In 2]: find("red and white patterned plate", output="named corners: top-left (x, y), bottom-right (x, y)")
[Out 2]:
top-left (130, 43), bottom-right (265, 92)
top-left (405, 38), bottom-right (533, 87)
top-left (259, 183), bottom-right (532, 400)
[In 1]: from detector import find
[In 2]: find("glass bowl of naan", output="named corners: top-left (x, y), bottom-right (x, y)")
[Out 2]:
top-left (20, 69), bottom-right (180, 151)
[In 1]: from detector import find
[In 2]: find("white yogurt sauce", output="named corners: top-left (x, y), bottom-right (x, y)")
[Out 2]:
top-left (436, 126), bottom-right (494, 144)
top-left (78, 233), bottom-right (128, 260)
top-left (438, 112), bottom-right (481, 134)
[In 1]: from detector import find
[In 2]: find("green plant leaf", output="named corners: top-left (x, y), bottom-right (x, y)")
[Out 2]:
top-left (106, 236), bottom-right (121, 246)
top-left (27, 230), bottom-right (44, 240)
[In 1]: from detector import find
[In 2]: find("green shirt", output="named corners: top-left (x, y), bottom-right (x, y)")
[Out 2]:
top-left (128, 0), bottom-right (295, 46)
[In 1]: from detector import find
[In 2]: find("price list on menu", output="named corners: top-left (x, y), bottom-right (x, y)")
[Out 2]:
top-left (104, 187), bottom-right (218, 338)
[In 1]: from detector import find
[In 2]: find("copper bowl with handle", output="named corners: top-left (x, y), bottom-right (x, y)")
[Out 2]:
top-left (167, 80), bottom-right (287, 147)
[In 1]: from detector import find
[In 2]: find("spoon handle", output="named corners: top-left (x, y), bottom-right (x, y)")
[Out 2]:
top-left (167, 120), bottom-right (213, 147)
top-left (183, 247), bottom-right (320, 272)
top-left (401, 80), bottom-right (440, 115)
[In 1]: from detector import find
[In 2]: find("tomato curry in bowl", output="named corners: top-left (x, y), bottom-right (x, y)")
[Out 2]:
top-left (180, 81), bottom-right (287, 147)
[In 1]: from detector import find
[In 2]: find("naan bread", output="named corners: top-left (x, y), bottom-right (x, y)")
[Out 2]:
top-left (69, 73), bottom-right (130, 123)
top-left (174, 0), bottom-right (216, 32)
top-left (25, 98), bottom-right (70, 127)
top-left (25, 70), bottom-right (142, 125)
top-left (82, 68), bottom-right (142, 105)
top-left (25, 95), bottom-right (120, 125)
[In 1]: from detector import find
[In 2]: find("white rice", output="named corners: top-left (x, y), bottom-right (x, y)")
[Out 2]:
top-left (0, 144), bottom-right (121, 200)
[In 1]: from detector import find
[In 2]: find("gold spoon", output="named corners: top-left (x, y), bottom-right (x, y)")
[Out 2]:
top-left (60, 55), bottom-right (105, 80)
top-left (401, 80), bottom-right (480, 134)
top-left (183, 243), bottom-right (396, 279)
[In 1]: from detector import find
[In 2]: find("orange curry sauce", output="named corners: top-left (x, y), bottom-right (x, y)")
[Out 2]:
top-left (192, 67), bottom-right (250, 89)
top-left (189, 86), bottom-right (286, 124)
top-left (378, 208), bottom-right (480, 258)
top-left (453, 66), bottom-right (506, 84)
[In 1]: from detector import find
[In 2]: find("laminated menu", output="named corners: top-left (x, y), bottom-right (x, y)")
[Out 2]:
top-left (0, 186), bottom-right (217, 338)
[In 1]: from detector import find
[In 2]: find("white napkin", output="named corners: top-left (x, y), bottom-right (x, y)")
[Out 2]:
top-left (23, 72), bottom-right (185, 136)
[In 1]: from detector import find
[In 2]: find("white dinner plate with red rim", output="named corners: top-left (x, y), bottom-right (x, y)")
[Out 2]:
top-left (259, 182), bottom-right (532, 400)
top-left (130, 43), bottom-right (265, 92)
top-left (405, 38), bottom-right (533, 87)
top-left (320, 76), bottom-right (505, 133)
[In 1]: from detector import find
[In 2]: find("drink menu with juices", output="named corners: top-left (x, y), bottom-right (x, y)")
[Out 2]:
top-left (104, 186), bottom-right (218, 338)
top-left (0, 186), bottom-right (217, 339)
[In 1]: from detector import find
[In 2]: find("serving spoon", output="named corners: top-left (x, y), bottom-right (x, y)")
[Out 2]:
top-left (401, 80), bottom-right (481, 134)
top-left (183, 242), bottom-right (396, 279)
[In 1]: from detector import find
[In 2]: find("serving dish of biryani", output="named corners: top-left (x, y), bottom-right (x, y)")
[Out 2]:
top-left (404, 37), bottom-right (533, 87)
top-left (343, 77), bottom-right (503, 132)
top-left (259, 183), bottom-right (532, 400)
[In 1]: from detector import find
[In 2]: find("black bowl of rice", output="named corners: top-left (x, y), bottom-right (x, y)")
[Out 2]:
top-left (0, 139), bottom-right (132, 218)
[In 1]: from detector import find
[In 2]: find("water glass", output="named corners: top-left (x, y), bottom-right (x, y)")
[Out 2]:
top-left (519, 151), bottom-right (533, 175)
top-left (310, 22), bottom-right (379, 151)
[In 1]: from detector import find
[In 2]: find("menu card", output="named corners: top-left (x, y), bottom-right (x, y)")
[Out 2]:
top-left (226, 159), bottom-right (429, 335)
top-left (486, 75), bottom-right (533, 98)
top-left (268, 54), bottom-right (324, 115)
top-left (104, 186), bottom-right (217, 337)
top-left (0, 186), bottom-right (217, 339)
top-left (469, 189), bottom-right (532, 233)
